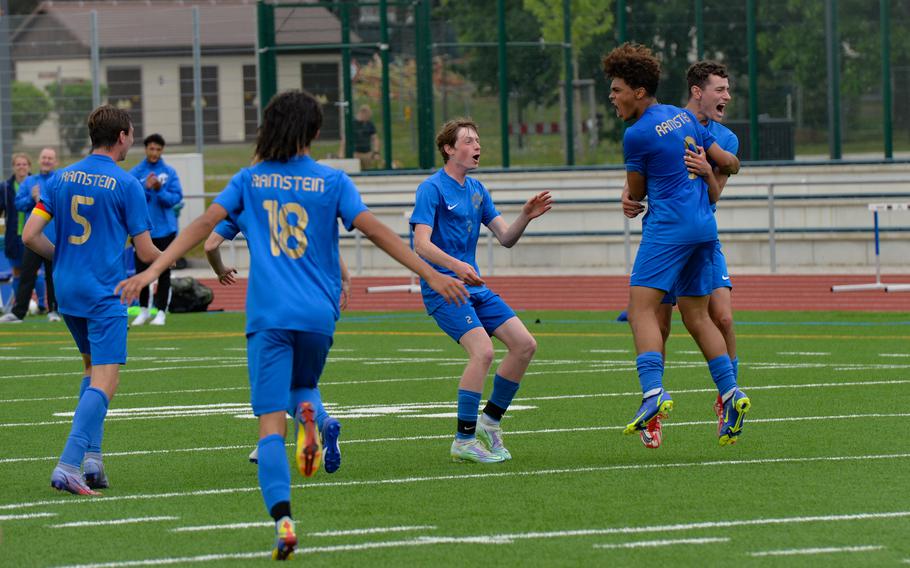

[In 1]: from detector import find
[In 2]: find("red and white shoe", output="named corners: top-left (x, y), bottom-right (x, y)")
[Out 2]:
top-left (640, 415), bottom-right (663, 449)
top-left (714, 394), bottom-right (736, 443)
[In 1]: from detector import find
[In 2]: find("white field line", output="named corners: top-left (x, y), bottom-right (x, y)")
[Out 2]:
top-left (748, 545), bottom-right (884, 557)
top-left (588, 349), bottom-right (629, 353)
top-left (4, 454), bottom-right (910, 512)
top-left (594, 537), bottom-right (729, 549)
top-left (0, 363), bottom-right (249, 381)
top-left (52, 512), bottom-right (909, 568)
top-left (49, 516), bottom-right (178, 529)
top-left (880, 353), bottom-right (910, 358)
top-left (777, 351), bottom-right (831, 356)
top-left (0, 512), bottom-right (57, 521)
top-left (171, 523), bottom-right (436, 536)
top-left (397, 348), bottom-right (444, 353)
top-left (3, 412), bottom-right (910, 464)
top-left (171, 521), bottom-right (271, 532)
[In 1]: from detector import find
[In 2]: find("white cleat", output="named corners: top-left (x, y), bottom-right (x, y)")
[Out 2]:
top-left (131, 309), bottom-right (150, 326)
top-left (47, 311), bottom-right (62, 322)
top-left (477, 416), bottom-right (512, 460)
top-left (450, 437), bottom-right (505, 464)
top-left (150, 311), bottom-right (167, 326)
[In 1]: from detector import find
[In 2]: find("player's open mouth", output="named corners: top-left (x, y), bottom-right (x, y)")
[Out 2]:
top-left (472, 154), bottom-right (480, 162)
top-left (716, 103), bottom-right (726, 115)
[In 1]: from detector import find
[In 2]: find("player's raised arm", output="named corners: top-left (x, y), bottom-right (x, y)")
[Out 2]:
top-left (486, 191), bottom-right (552, 249)
top-left (353, 210), bottom-right (468, 305)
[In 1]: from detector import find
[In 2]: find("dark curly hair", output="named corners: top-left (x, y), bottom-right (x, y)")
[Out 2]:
top-left (254, 90), bottom-right (323, 163)
top-left (602, 43), bottom-right (661, 96)
top-left (686, 60), bottom-right (729, 98)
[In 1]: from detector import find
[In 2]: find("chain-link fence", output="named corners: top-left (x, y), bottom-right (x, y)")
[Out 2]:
top-left (1, 0), bottom-right (908, 179)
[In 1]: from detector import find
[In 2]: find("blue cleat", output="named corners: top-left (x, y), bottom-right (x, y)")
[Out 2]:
top-left (51, 466), bottom-right (100, 496)
top-left (624, 389), bottom-right (673, 436)
top-left (82, 457), bottom-right (109, 489)
top-left (271, 516), bottom-right (297, 561)
top-left (719, 388), bottom-right (751, 446)
top-left (616, 310), bottom-right (629, 322)
top-left (321, 417), bottom-right (342, 474)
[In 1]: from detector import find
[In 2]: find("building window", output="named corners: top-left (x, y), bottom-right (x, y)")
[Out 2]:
top-left (180, 66), bottom-right (220, 144)
top-left (243, 65), bottom-right (258, 142)
top-left (301, 62), bottom-right (340, 140)
top-left (106, 67), bottom-right (143, 140)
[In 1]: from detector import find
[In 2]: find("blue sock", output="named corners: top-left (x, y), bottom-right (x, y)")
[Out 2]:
top-left (456, 389), bottom-right (481, 440)
top-left (288, 388), bottom-right (329, 431)
top-left (78, 376), bottom-right (91, 399)
top-left (486, 374), bottom-right (520, 420)
top-left (257, 434), bottom-right (290, 514)
top-left (59, 387), bottom-right (109, 468)
top-left (636, 352), bottom-right (664, 395)
top-left (709, 354), bottom-right (737, 396)
top-left (35, 273), bottom-right (46, 307)
top-left (11, 276), bottom-right (19, 296)
top-left (731, 356), bottom-right (739, 381)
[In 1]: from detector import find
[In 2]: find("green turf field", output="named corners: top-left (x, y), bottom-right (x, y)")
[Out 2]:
top-left (1, 310), bottom-right (909, 566)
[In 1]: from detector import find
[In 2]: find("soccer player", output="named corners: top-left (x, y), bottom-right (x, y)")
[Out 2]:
top-left (21, 105), bottom-right (159, 495)
top-left (0, 148), bottom-right (60, 323)
top-left (115, 90), bottom-right (468, 560)
top-left (622, 61), bottom-right (742, 447)
top-left (411, 118), bottom-right (552, 464)
top-left (129, 134), bottom-right (183, 327)
top-left (602, 43), bottom-right (750, 448)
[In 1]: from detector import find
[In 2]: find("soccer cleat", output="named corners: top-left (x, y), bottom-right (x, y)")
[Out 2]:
top-left (321, 417), bottom-right (342, 474)
top-left (714, 394), bottom-right (725, 438)
top-left (450, 437), bottom-right (505, 464)
top-left (271, 516), bottom-right (297, 561)
top-left (249, 446), bottom-right (259, 464)
top-left (82, 457), bottom-right (110, 489)
top-left (47, 311), bottom-right (62, 322)
top-left (0, 313), bottom-right (23, 323)
top-left (624, 389), bottom-right (673, 435)
top-left (131, 310), bottom-right (150, 326)
top-left (51, 466), bottom-right (100, 496)
top-left (639, 415), bottom-right (663, 449)
top-left (294, 402), bottom-right (321, 477)
top-left (477, 416), bottom-right (512, 460)
top-left (719, 388), bottom-right (751, 446)
top-left (150, 311), bottom-right (166, 326)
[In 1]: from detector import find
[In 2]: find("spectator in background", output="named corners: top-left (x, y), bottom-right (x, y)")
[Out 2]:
top-left (352, 105), bottom-right (380, 170)
top-left (0, 147), bottom-right (59, 323)
top-left (0, 153), bottom-right (32, 311)
top-left (129, 134), bottom-right (183, 327)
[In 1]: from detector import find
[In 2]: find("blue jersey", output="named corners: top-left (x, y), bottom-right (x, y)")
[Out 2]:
top-left (17, 172), bottom-right (57, 243)
top-left (214, 217), bottom-right (241, 240)
top-left (214, 155), bottom-right (368, 335)
top-left (624, 104), bottom-right (717, 244)
top-left (37, 154), bottom-right (151, 318)
top-left (704, 120), bottom-right (739, 214)
top-left (129, 158), bottom-right (183, 238)
top-left (410, 169), bottom-right (500, 308)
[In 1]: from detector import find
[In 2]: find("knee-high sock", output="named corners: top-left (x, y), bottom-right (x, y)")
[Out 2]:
top-left (288, 388), bottom-right (328, 431)
top-left (456, 389), bottom-right (481, 440)
top-left (636, 352), bottom-right (664, 396)
top-left (731, 356), bottom-right (739, 382)
top-left (257, 434), bottom-right (291, 514)
top-left (59, 387), bottom-right (109, 468)
top-left (709, 354), bottom-right (736, 396)
top-left (483, 374), bottom-right (520, 422)
top-left (77, 376), bottom-right (104, 453)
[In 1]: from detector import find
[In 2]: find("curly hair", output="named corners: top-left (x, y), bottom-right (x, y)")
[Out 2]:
top-left (686, 60), bottom-right (729, 97)
top-left (601, 43), bottom-right (661, 96)
top-left (254, 90), bottom-right (323, 163)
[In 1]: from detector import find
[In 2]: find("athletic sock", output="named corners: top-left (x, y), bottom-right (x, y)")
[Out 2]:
top-left (257, 434), bottom-right (291, 515)
top-left (708, 354), bottom-right (737, 396)
top-left (636, 352), bottom-right (664, 396)
top-left (289, 388), bottom-right (329, 431)
top-left (78, 376), bottom-right (91, 399)
top-left (731, 356), bottom-right (739, 381)
top-left (59, 387), bottom-right (109, 468)
top-left (270, 501), bottom-right (292, 523)
top-left (456, 389), bottom-right (481, 440)
top-left (483, 374), bottom-right (520, 422)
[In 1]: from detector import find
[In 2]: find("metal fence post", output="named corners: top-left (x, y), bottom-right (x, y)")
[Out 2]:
top-left (768, 183), bottom-right (777, 273)
top-left (881, 0), bottom-right (893, 159)
top-left (497, 0), bottom-right (510, 168)
top-left (379, 0), bottom-right (393, 169)
top-left (341, 3), bottom-right (353, 158)
top-left (256, 0), bottom-right (277, 118)
top-left (825, 0), bottom-right (841, 160)
top-left (0, 0), bottom-right (13, 176)
top-left (563, 0), bottom-right (574, 166)
top-left (192, 6), bottom-right (203, 153)
top-left (90, 11), bottom-right (101, 108)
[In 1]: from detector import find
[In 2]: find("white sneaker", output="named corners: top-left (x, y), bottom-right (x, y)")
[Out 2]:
top-left (131, 309), bottom-right (150, 326)
top-left (150, 311), bottom-right (166, 326)
top-left (47, 311), bottom-right (62, 322)
top-left (0, 313), bottom-right (23, 323)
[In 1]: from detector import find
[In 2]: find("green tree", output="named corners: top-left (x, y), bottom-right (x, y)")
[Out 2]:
top-left (11, 80), bottom-right (52, 141)
top-left (46, 81), bottom-right (95, 156)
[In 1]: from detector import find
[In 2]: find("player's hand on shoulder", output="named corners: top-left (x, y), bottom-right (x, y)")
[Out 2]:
top-left (684, 146), bottom-right (711, 178)
top-left (453, 261), bottom-right (484, 286)
top-left (621, 188), bottom-right (645, 219)
top-left (427, 272), bottom-right (469, 306)
top-left (218, 267), bottom-right (238, 286)
top-left (523, 191), bottom-right (553, 220)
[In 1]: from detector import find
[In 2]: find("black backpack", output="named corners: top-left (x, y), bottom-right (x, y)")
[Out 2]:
top-left (169, 277), bottom-right (214, 313)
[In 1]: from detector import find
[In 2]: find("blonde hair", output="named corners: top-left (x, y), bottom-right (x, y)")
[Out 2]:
top-left (11, 152), bottom-right (31, 167)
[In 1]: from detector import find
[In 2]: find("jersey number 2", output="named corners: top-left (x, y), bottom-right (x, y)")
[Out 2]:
top-left (69, 195), bottom-right (94, 245)
top-left (263, 200), bottom-right (308, 259)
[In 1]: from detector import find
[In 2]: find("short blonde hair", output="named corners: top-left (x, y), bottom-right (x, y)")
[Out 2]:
top-left (11, 152), bottom-right (31, 166)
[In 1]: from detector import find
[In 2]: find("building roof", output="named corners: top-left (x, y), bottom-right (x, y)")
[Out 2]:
top-left (13, 0), bottom-right (353, 59)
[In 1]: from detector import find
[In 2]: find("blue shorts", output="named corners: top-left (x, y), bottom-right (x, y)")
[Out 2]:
top-left (662, 240), bottom-right (732, 304)
top-left (62, 315), bottom-right (128, 365)
top-left (429, 288), bottom-right (516, 343)
top-left (246, 329), bottom-right (332, 416)
top-left (631, 241), bottom-right (714, 298)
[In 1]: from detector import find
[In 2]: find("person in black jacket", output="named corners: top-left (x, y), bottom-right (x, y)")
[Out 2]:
top-left (0, 153), bottom-right (32, 310)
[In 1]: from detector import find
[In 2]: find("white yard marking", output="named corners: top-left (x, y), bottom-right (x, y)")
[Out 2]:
top-left (0, 512), bottom-right (57, 521)
top-left (5, 455), bottom-right (910, 512)
top-left (397, 348), bottom-right (444, 353)
top-left (172, 523), bottom-right (436, 535)
top-left (749, 545), bottom-right (884, 557)
top-left (50, 516), bottom-right (178, 529)
top-left (171, 521), bottom-right (273, 532)
top-left (143, 348), bottom-right (182, 351)
top-left (778, 351), bottom-right (831, 356)
top-left (594, 537), bottom-right (729, 549)
top-left (880, 353), bottom-right (910, 358)
top-left (51, 512), bottom-right (909, 567)
top-left (0, 363), bottom-right (249, 381)
top-left (588, 349), bottom-right (629, 353)
top-left (0, 444), bottom-right (255, 465)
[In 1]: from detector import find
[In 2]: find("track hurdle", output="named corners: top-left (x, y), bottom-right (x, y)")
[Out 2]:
top-left (831, 203), bottom-right (910, 293)
top-left (366, 211), bottom-right (421, 294)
